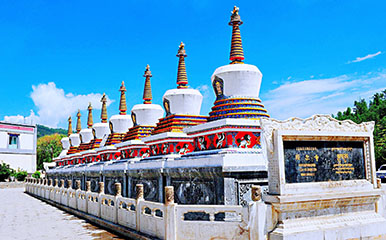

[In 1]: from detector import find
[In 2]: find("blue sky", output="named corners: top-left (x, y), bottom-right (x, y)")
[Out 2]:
top-left (1, 0), bottom-right (385, 128)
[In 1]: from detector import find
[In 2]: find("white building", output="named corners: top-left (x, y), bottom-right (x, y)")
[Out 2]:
top-left (0, 122), bottom-right (37, 173)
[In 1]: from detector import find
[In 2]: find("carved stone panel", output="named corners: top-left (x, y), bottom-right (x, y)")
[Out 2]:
top-left (284, 141), bottom-right (366, 183)
top-left (130, 178), bottom-right (159, 202)
top-left (105, 177), bottom-right (123, 195)
top-left (171, 177), bottom-right (217, 204)
top-left (86, 177), bottom-right (100, 192)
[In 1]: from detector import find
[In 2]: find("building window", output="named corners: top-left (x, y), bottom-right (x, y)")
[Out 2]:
top-left (8, 134), bottom-right (19, 149)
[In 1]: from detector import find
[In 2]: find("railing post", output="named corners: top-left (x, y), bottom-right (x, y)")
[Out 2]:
top-left (38, 179), bottom-right (42, 196)
top-left (249, 185), bottom-right (266, 240)
top-left (377, 178), bottom-right (382, 189)
top-left (68, 180), bottom-right (72, 189)
top-left (42, 179), bottom-right (47, 198)
top-left (164, 186), bottom-right (176, 240)
top-left (25, 178), bottom-right (29, 192)
top-left (33, 179), bottom-right (37, 195)
top-left (75, 180), bottom-right (81, 190)
top-left (54, 179), bottom-right (58, 187)
top-left (86, 181), bottom-right (91, 192)
top-left (97, 182), bottom-right (104, 218)
top-left (114, 183), bottom-right (122, 224)
top-left (136, 184), bottom-right (144, 232)
top-left (99, 182), bottom-right (104, 194)
top-left (251, 185), bottom-right (261, 202)
top-left (115, 183), bottom-right (122, 196)
top-left (136, 184), bottom-right (144, 200)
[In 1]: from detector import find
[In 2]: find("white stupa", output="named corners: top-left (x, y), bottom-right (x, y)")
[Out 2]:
top-left (78, 103), bottom-right (94, 151)
top-left (92, 93), bottom-right (111, 148)
top-left (122, 65), bottom-right (164, 141)
top-left (162, 42), bottom-right (203, 117)
top-left (104, 81), bottom-right (132, 145)
top-left (208, 6), bottom-right (269, 121)
top-left (67, 112), bottom-right (81, 155)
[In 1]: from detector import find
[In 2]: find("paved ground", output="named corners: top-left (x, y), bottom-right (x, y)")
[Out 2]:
top-left (0, 182), bottom-right (25, 189)
top-left (0, 188), bottom-right (125, 240)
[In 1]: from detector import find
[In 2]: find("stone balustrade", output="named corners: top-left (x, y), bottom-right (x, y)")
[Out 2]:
top-left (24, 178), bottom-right (386, 240)
top-left (25, 177), bottom-right (262, 239)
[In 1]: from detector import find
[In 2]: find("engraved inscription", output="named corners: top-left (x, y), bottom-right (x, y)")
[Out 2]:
top-left (284, 141), bottom-right (366, 183)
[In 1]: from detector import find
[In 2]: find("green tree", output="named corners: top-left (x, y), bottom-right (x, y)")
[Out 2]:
top-left (334, 89), bottom-right (386, 168)
top-left (0, 162), bottom-right (13, 181)
top-left (32, 171), bottom-right (41, 179)
top-left (37, 134), bottom-right (65, 170)
top-left (14, 171), bottom-right (28, 181)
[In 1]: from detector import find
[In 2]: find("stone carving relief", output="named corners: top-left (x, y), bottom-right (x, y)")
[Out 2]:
top-left (172, 177), bottom-right (216, 204)
top-left (105, 177), bottom-right (123, 195)
top-left (131, 178), bottom-right (158, 201)
top-left (238, 183), bottom-right (252, 206)
top-left (261, 115), bottom-right (375, 158)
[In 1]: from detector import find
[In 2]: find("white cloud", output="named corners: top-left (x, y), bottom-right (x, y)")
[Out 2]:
top-left (262, 70), bottom-right (386, 120)
top-left (3, 82), bottom-right (113, 128)
top-left (348, 51), bottom-right (382, 63)
top-left (3, 110), bottom-right (38, 125)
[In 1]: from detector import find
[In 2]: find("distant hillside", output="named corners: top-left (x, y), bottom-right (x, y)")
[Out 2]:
top-left (37, 124), bottom-right (67, 138)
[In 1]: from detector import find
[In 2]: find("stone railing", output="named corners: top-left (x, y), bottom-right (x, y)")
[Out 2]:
top-left (24, 178), bottom-right (261, 240)
top-left (24, 178), bottom-right (386, 240)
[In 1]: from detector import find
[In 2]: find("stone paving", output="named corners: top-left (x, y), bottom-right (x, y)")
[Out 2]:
top-left (0, 188), bottom-right (124, 240)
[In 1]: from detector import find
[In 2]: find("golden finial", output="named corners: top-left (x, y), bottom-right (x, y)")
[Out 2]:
top-left (143, 64), bottom-right (153, 104)
top-left (229, 6), bottom-right (244, 64)
top-left (119, 81), bottom-right (127, 115)
top-left (177, 42), bottom-right (186, 56)
top-left (101, 93), bottom-right (108, 123)
top-left (76, 109), bottom-right (81, 133)
top-left (87, 102), bottom-right (93, 128)
top-left (176, 42), bottom-right (188, 89)
top-left (67, 116), bottom-right (73, 137)
top-left (230, 6), bottom-right (242, 23)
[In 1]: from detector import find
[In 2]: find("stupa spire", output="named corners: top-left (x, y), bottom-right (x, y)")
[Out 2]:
top-left (76, 110), bottom-right (81, 133)
top-left (143, 64), bottom-right (153, 104)
top-left (87, 103), bottom-right (93, 128)
top-left (101, 93), bottom-right (108, 123)
top-left (119, 81), bottom-right (127, 115)
top-left (67, 116), bottom-right (73, 137)
top-left (176, 42), bottom-right (188, 89)
top-left (229, 6), bottom-right (244, 64)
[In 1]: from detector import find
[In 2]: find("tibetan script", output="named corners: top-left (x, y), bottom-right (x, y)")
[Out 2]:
top-left (284, 141), bottom-right (366, 183)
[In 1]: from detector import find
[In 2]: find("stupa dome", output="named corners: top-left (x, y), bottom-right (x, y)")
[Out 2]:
top-left (211, 64), bottom-right (262, 98)
top-left (61, 137), bottom-right (70, 150)
top-left (79, 128), bottom-right (93, 144)
top-left (93, 122), bottom-right (110, 139)
top-left (131, 104), bottom-right (164, 126)
top-left (109, 114), bottom-right (132, 133)
top-left (69, 133), bottom-right (81, 147)
top-left (163, 88), bottom-right (203, 116)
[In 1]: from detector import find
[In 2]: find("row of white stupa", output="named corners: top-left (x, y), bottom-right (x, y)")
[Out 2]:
top-left (59, 7), bottom-right (264, 157)
top-left (60, 64), bottom-right (262, 155)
